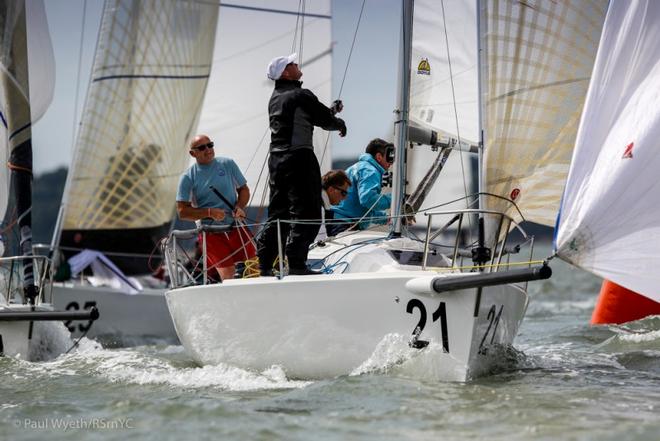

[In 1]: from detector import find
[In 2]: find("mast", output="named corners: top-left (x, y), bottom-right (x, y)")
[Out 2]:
top-left (391, 0), bottom-right (414, 236)
top-left (473, 0), bottom-right (490, 268)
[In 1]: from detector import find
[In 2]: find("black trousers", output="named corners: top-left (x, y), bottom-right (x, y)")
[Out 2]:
top-left (257, 149), bottom-right (322, 270)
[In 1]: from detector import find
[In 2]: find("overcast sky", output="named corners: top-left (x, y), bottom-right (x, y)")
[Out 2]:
top-left (31, 0), bottom-right (401, 174)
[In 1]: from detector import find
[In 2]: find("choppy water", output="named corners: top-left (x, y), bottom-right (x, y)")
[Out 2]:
top-left (2, 251), bottom-right (659, 440)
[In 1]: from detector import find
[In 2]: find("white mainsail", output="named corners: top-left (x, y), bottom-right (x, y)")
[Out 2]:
top-left (58, 0), bottom-right (218, 244)
top-left (197, 0), bottom-right (332, 209)
top-left (481, 0), bottom-right (607, 231)
top-left (407, 0), bottom-right (477, 213)
top-left (556, 0), bottom-right (660, 302)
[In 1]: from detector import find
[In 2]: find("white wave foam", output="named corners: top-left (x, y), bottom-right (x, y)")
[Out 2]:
top-left (350, 333), bottom-right (470, 381)
top-left (616, 329), bottom-right (660, 344)
top-left (350, 333), bottom-right (415, 376)
top-left (54, 345), bottom-right (311, 391)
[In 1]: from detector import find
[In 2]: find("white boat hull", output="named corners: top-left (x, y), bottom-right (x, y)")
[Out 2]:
top-left (52, 283), bottom-right (178, 346)
top-left (0, 304), bottom-right (54, 359)
top-left (166, 272), bottom-right (528, 381)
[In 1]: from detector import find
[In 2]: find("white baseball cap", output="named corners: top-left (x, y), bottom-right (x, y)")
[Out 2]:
top-left (266, 53), bottom-right (297, 80)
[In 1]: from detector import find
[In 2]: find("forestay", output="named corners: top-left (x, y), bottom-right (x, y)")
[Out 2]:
top-left (481, 0), bottom-right (607, 230)
top-left (197, 0), bottom-right (332, 208)
top-left (59, 0), bottom-right (218, 239)
top-left (408, 0), bottom-right (477, 212)
top-left (555, 0), bottom-right (660, 302)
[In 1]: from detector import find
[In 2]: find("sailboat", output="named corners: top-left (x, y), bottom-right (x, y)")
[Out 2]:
top-left (0, 0), bottom-right (97, 359)
top-left (48, 0), bottom-right (220, 344)
top-left (49, 0), bottom-right (334, 344)
top-left (164, 0), bottom-right (608, 381)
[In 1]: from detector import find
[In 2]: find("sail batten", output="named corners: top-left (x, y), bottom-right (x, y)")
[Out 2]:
top-left (57, 0), bottom-right (219, 273)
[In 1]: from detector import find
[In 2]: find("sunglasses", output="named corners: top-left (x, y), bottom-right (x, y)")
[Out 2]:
top-left (191, 142), bottom-right (214, 152)
top-left (333, 186), bottom-right (348, 197)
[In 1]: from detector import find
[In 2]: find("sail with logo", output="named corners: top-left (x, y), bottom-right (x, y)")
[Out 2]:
top-left (406, 0), bottom-right (478, 219)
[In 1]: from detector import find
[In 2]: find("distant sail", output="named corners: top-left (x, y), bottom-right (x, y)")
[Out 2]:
top-left (58, 0), bottom-right (219, 273)
top-left (480, 0), bottom-right (607, 231)
top-left (556, 0), bottom-right (660, 302)
top-left (196, 0), bottom-right (332, 209)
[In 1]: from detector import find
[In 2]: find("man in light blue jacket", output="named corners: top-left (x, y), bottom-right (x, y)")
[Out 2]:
top-left (329, 139), bottom-right (393, 236)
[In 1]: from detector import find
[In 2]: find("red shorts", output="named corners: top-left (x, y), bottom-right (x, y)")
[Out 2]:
top-left (199, 225), bottom-right (256, 269)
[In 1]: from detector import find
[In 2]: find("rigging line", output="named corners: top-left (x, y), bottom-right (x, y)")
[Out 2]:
top-left (71, 0), bottom-right (88, 165)
top-left (440, 0), bottom-right (475, 236)
top-left (292, 0), bottom-right (302, 53)
top-left (299, 0), bottom-right (306, 64)
top-left (337, 0), bottom-right (366, 99)
top-left (220, 2), bottom-right (331, 20)
top-left (249, 0), bottom-right (307, 209)
top-left (319, 0), bottom-right (367, 167)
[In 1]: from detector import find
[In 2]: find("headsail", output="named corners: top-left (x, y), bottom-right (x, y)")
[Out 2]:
top-left (407, 0), bottom-right (477, 214)
top-left (57, 0), bottom-right (219, 274)
top-left (480, 0), bottom-right (607, 233)
top-left (196, 0), bottom-right (332, 209)
top-left (556, 0), bottom-right (660, 302)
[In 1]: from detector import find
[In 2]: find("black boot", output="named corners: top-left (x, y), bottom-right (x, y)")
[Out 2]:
top-left (288, 266), bottom-right (322, 276)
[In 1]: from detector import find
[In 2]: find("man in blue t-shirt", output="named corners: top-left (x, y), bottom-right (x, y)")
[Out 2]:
top-left (176, 134), bottom-right (256, 280)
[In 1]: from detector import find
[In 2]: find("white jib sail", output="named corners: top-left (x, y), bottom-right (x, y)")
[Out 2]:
top-left (555, 0), bottom-right (660, 302)
top-left (60, 0), bottom-right (219, 232)
top-left (481, 0), bottom-right (607, 230)
top-left (408, 0), bottom-right (477, 213)
top-left (197, 0), bottom-right (332, 210)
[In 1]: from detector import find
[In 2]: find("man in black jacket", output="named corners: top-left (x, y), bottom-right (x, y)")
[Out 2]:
top-left (258, 53), bottom-right (347, 276)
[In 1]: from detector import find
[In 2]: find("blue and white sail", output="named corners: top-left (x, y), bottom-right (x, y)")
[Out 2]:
top-left (556, 0), bottom-right (660, 302)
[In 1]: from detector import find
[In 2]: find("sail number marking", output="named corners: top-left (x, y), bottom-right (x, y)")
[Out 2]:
top-left (406, 299), bottom-right (449, 352)
top-left (64, 301), bottom-right (97, 333)
top-left (478, 304), bottom-right (503, 354)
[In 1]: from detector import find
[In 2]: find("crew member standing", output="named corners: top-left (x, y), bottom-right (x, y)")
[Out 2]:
top-left (176, 135), bottom-right (256, 281)
top-left (258, 53), bottom-right (347, 276)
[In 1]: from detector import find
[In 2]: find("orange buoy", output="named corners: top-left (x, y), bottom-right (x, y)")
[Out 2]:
top-left (591, 280), bottom-right (660, 325)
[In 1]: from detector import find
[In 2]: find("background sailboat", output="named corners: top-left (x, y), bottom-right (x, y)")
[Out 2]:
top-left (50, 0), bottom-right (220, 344)
top-left (1, 0), bottom-right (97, 359)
